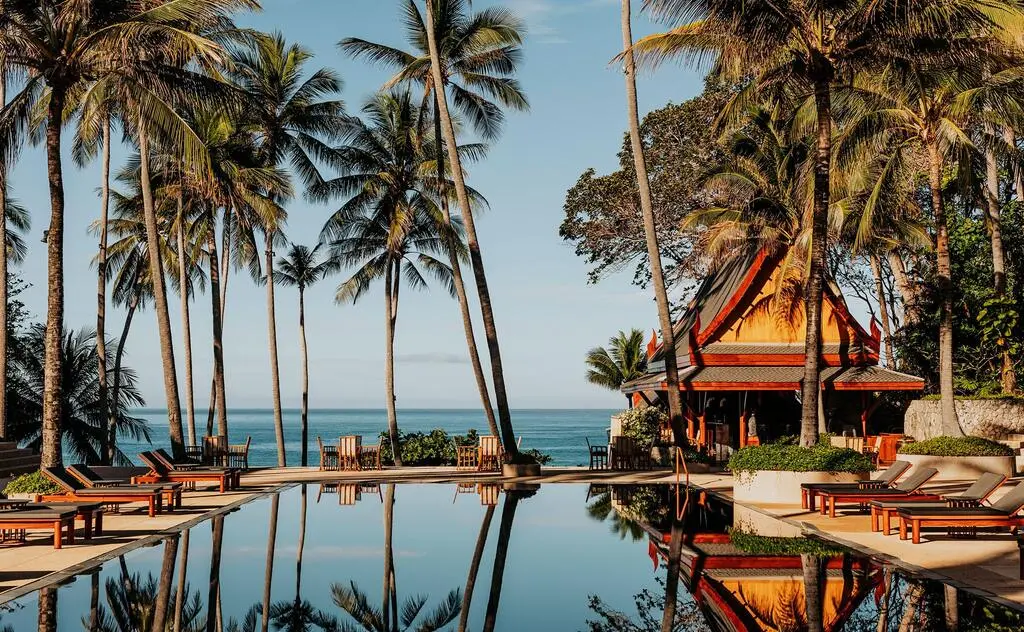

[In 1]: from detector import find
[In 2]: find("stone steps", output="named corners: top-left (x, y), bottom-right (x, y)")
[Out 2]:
top-left (0, 443), bottom-right (39, 479)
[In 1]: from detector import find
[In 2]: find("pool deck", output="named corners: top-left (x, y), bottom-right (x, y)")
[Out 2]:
top-left (2, 466), bottom-right (1023, 612)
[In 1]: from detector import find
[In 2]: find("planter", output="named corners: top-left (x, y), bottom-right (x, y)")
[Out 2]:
top-left (900, 453), bottom-right (1015, 480)
top-left (502, 463), bottom-right (541, 478)
top-left (4, 492), bottom-right (38, 501)
top-left (733, 470), bottom-right (868, 506)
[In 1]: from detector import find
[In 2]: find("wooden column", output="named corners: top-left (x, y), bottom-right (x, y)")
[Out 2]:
top-left (861, 392), bottom-right (869, 437)
top-left (698, 412), bottom-right (707, 452)
top-left (739, 409), bottom-right (748, 449)
top-left (686, 393), bottom-right (696, 442)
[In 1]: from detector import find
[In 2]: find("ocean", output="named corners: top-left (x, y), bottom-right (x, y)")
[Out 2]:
top-left (122, 408), bottom-right (617, 467)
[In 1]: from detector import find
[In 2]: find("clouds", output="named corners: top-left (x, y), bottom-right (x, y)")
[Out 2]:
top-left (503, 0), bottom-right (617, 45)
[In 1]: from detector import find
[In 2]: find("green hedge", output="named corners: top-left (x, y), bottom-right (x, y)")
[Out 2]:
top-left (728, 443), bottom-right (873, 473)
top-left (378, 429), bottom-right (553, 466)
top-left (729, 530), bottom-right (847, 556)
top-left (898, 436), bottom-right (1014, 457)
top-left (921, 394), bottom-right (1024, 402)
top-left (3, 471), bottom-right (63, 496)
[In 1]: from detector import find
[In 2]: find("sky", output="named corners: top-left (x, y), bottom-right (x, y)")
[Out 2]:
top-left (5, 0), bottom-right (708, 409)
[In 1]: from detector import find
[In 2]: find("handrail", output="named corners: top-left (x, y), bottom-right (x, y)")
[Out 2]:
top-left (674, 445), bottom-right (691, 520)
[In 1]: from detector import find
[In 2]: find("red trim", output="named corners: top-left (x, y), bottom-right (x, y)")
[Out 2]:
top-left (638, 380), bottom-right (923, 392)
top-left (697, 248), bottom-right (772, 346)
top-left (827, 284), bottom-right (881, 352)
top-left (696, 353), bottom-right (879, 367)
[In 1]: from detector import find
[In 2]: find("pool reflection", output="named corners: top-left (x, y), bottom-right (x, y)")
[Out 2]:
top-left (3, 483), bottom-right (1024, 631)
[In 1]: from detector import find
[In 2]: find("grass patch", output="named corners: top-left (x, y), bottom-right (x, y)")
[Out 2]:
top-left (728, 443), bottom-right (872, 473)
top-left (729, 530), bottom-right (847, 556)
top-left (898, 436), bottom-right (1013, 457)
top-left (2, 471), bottom-right (63, 496)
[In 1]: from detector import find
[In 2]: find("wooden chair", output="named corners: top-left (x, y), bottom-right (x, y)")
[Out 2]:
top-left (203, 435), bottom-right (228, 467)
top-left (339, 435), bottom-right (362, 471)
top-left (610, 436), bottom-right (637, 470)
top-left (478, 484), bottom-right (500, 506)
top-left (478, 435), bottom-right (503, 471)
top-left (317, 437), bottom-right (339, 471)
top-left (359, 439), bottom-right (382, 470)
top-left (456, 443), bottom-right (479, 471)
top-left (586, 438), bottom-right (608, 470)
top-left (818, 467), bottom-right (940, 518)
top-left (228, 436), bottom-right (251, 470)
top-left (338, 484), bottom-right (360, 506)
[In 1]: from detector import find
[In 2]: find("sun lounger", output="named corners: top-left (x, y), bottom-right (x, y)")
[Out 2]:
top-left (68, 463), bottom-right (182, 509)
top-left (897, 481), bottom-right (1024, 543)
top-left (2, 499), bottom-right (105, 540)
top-left (152, 448), bottom-right (240, 483)
top-left (0, 507), bottom-right (78, 549)
top-left (869, 472), bottom-right (1007, 535)
top-left (37, 466), bottom-right (164, 517)
top-left (817, 467), bottom-right (940, 518)
top-left (137, 451), bottom-right (236, 493)
top-left (800, 461), bottom-right (911, 511)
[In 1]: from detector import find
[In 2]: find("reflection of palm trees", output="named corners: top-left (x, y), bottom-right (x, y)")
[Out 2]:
top-left (801, 554), bottom-right (825, 632)
top-left (482, 490), bottom-right (523, 632)
top-left (38, 585), bottom-right (57, 632)
top-left (457, 505), bottom-right (495, 632)
top-left (152, 535), bottom-right (181, 631)
top-left (207, 515), bottom-right (226, 632)
top-left (262, 494), bottom-right (280, 632)
top-left (586, 491), bottom-right (644, 542)
top-left (174, 530), bottom-right (192, 632)
top-left (90, 568), bottom-right (206, 632)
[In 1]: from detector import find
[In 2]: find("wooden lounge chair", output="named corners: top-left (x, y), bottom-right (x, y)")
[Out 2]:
top-left (870, 472), bottom-right (1007, 535)
top-left (801, 461), bottom-right (912, 511)
top-left (68, 463), bottom-right (183, 509)
top-left (0, 507), bottom-right (78, 549)
top-left (152, 448), bottom-right (241, 487)
top-left (479, 435), bottom-right (503, 472)
top-left (137, 451), bottom-right (234, 493)
top-left (339, 435), bottom-right (361, 471)
top-left (228, 436), bottom-right (251, 470)
top-left (318, 437), bottom-right (339, 471)
top-left (38, 466), bottom-right (164, 517)
top-left (586, 438), bottom-right (608, 470)
top-left (818, 467), bottom-right (940, 518)
top-left (897, 482), bottom-right (1024, 544)
top-left (360, 438), bottom-right (382, 471)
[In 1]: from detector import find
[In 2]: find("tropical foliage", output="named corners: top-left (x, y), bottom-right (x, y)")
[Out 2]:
top-left (585, 329), bottom-right (649, 403)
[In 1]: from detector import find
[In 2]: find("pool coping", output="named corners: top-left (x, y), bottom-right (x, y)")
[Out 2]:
top-left (0, 483), bottom-right (290, 605)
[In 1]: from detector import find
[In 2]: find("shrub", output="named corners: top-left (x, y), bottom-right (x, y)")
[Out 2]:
top-left (619, 407), bottom-right (668, 449)
top-left (728, 443), bottom-right (873, 473)
top-left (3, 471), bottom-right (62, 496)
top-left (378, 429), bottom-right (552, 466)
top-left (729, 530), bottom-right (846, 556)
top-left (898, 436), bottom-right (1013, 457)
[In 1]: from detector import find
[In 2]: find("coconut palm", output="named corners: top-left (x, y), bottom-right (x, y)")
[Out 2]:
top-left (316, 91), bottom-right (459, 466)
top-left (585, 329), bottom-right (649, 408)
top-left (0, 0), bottom-right (256, 466)
top-left (92, 567), bottom-right (206, 632)
top-left (229, 32), bottom-right (346, 467)
top-left (276, 244), bottom-right (332, 467)
top-left (633, 0), bottom-right (1015, 446)
top-left (340, 0), bottom-right (528, 441)
top-left (0, 66), bottom-right (9, 442)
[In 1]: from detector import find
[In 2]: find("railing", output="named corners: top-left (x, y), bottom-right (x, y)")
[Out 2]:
top-left (674, 446), bottom-right (690, 521)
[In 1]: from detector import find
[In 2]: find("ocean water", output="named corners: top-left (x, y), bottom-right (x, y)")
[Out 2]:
top-left (122, 408), bottom-right (616, 467)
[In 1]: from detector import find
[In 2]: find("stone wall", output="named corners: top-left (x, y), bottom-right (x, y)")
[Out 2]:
top-left (904, 399), bottom-right (1024, 440)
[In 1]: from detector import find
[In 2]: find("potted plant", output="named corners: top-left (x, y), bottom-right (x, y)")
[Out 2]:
top-left (898, 436), bottom-right (1016, 479)
top-left (729, 442), bottom-right (873, 505)
top-left (2, 471), bottom-right (63, 500)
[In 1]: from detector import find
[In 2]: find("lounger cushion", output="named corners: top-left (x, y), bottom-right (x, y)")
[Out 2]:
top-left (898, 506), bottom-right (1012, 518)
top-left (0, 509), bottom-right (77, 520)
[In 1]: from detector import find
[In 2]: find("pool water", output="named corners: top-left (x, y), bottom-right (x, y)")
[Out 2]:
top-left (2, 483), bottom-right (1022, 631)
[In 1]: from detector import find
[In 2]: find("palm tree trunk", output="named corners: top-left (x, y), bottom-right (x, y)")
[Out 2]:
top-left (152, 534), bottom-right (180, 632)
top-left (88, 571), bottom-right (99, 632)
top-left (178, 196), bottom-right (197, 446)
top-left (887, 251), bottom-right (916, 324)
top-left (383, 259), bottom-right (402, 466)
top-left (206, 514), bottom-right (225, 632)
top-left (927, 142), bottom-right (961, 436)
top-left (296, 485), bottom-right (307, 602)
top-left (432, 104), bottom-right (499, 437)
top-left (41, 86), bottom-right (68, 468)
top-left (898, 581), bottom-right (925, 632)
top-left (661, 510), bottom-right (685, 632)
top-left (138, 119), bottom-right (185, 457)
top-left (944, 585), bottom-right (959, 631)
top-left (802, 554), bottom-right (825, 632)
top-left (299, 287), bottom-right (310, 467)
top-left (110, 290), bottom-right (140, 461)
top-left (458, 505), bottom-right (496, 632)
top-left (174, 529), bottom-right (190, 632)
top-left (869, 254), bottom-right (896, 367)
top-left (382, 484), bottom-right (396, 632)
top-left (985, 124), bottom-right (1016, 394)
top-left (0, 69), bottom-right (8, 442)
top-left (482, 492), bottom-right (519, 632)
top-left (797, 79), bottom-right (833, 448)
top-left (424, 4), bottom-right (519, 460)
top-left (265, 234), bottom-right (286, 467)
top-left (97, 116), bottom-right (111, 463)
top-left (207, 226), bottom-right (228, 440)
top-left (620, 1), bottom-right (686, 454)
top-left (37, 585), bottom-right (57, 632)
top-left (261, 493), bottom-right (280, 632)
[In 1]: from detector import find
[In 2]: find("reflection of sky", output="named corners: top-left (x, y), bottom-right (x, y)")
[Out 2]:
top-left (2, 484), bottom-right (670, 630)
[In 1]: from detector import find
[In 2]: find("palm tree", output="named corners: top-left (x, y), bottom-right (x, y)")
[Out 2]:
top-left (586, 329), bottom-right (649, 408)
top-left (457, 504), bottom-right (495, 632)
top-left (340, 0), bottom-right (528, 441)
top-left (422, 1), bottom-right (525, 461)
top-left (0, 65), bottom-right (9, 442)
top-left (317, 91), bottom-right (458, 466)
top-left (0, 0), bottom-right (254, 466)
top-left (276, 244), bottom-right (331, 467)
top-left (633, 0), bottom-right (1013, 446)
top-left (482, 490), bottom-right (524, 632)
top-left (261, 494), bottom-right (280, 632)
top-left (229, 32), bottom-right (346, 467)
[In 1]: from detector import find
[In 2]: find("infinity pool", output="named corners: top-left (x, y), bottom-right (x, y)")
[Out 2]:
top-left (2, 483), bottom-right (1021, 631)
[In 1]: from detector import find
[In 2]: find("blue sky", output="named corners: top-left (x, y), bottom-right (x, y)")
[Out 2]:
top-left (6, 0), bottom-right (706, 409)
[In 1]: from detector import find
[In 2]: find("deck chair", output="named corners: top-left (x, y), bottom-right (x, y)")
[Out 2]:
top-left (0, 506), bottom-right (78, 549)
top-left (479, 435), bottom-right (503, 472)
top-left (152, 448), bottom-right (240, 487)
top-left (39, 466), bottom-right (164, 517)
top-left (801, 461), bottom-right (912, 510)
top-left (339, 435), bottom-right (361, 471)
top-left (897, 482), bottom-right (1024, 543)
top-left (68, 463), bottom-right (182, 509)
top-left (137, 451), bottom-right (235, 493)
top-left (227, 436), bottom-right (251, 470)
top-left (318, 437), bottom-right (339, 471)
top-left (818, 467), bottom-right (940, 518)
top-left (870, 472), bottom-right (1007, 535)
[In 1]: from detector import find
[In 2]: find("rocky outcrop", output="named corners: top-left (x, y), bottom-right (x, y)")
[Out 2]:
top-left (904, 399), bottom-right (1024, 442)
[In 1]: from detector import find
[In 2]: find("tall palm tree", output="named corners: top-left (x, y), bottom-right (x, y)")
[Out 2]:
top-left (0, 65), bottom-right (8, 442)
top-left (422, 0), bottom-right (525, 460)
top-left (0, 0), bottom-right (255, 466)
top-left (261, 494), bottom-right (279, 632)
top-left (340, 0), bottom-right (528, 440)
top-left (276, 244), bottom-right (331, 467)
top-left (634, 0), bottom-right (1012, 446)
top-left (316, 91), bottom-right (459, 466)
top-left (229, 32), bottom-right (346, 467)
top-left (585, 329), bottom-right (649, 408)
top-left (457, 504), bottom-right (495, 632)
